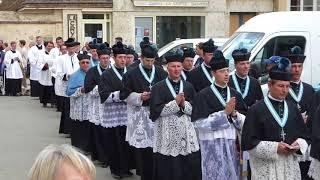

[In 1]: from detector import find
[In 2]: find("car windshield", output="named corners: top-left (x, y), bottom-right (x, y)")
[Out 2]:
top-left (158, 41), bottom-right (176, 52)
top-left (222, 32), bottom-right (264, 70)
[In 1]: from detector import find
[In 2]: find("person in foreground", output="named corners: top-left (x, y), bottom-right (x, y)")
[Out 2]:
top-left (241, 57), bottom-right (309, 180)
top-left (28, 144), bottom-right (96, 180)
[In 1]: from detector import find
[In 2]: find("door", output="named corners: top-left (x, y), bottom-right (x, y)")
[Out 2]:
top-left (82, 14), bottom-right (111, 44)
top-left (84, 23), bottom-right (103, 43)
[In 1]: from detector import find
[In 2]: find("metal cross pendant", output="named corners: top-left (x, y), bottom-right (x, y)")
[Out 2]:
top-left (280, 128), bottom-right (286, 141)
top-left (297, 103), bottom-right (301, 111)
top-left (149, 84), bottom-right (152, 90)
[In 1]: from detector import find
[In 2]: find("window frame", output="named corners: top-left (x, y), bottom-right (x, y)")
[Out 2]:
top-left (81, 13), bottom-right (112, 44)
top-left (289, 0), bottom-right (319, 11)
top-left (251, 35), bottom-right (307, 84)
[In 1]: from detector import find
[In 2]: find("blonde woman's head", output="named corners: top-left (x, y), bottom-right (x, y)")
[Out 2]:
top-left (28, 144), bottom-right (96, 180)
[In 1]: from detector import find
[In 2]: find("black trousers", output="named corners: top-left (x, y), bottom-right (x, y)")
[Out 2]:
top-left (5, 78), bottom-right (22, 96)
top-left (90, 124), bottom-right (109, 163)
top-left (104, 126), bottom-right (131, 176)
top-left (300, 161), bottom-right (313, 180)
top-left (71, 120), bottom-right (91, 152)
top-left (56, 96), bottom-right (63, 112)
top-left (51, 77), bottom-right (57, 106)
top-left (58, 97), bottom-right (72, 134)
top-left (135, 147), bottom-right (153, 180)
top-left (153, 151), bottom-right (202, 180)
top-left (30, 80), bottom-right (40, 97)
top-left (39, 84), bottom-right (55, 105)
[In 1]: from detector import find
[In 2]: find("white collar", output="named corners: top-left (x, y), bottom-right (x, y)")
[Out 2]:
top-left (214, 82), bottom-right (227, 89)
top-left (291, 80), bottom-right (301, 85)
top-left (235, 72), bottom-right (248, 80)
top-left (68, 53), bottom-right (76, 57)
top-left (268, 93), bottom-right (284, 102)
top-left (100, 65), bottom-right (108, 70)
top-left (203, 62), bottom-right (211, 68)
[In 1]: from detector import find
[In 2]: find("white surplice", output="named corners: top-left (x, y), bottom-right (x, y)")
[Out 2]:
top-left (308, 157), bottom-right (320, 180)
top-left (28, 45), bottom-right (45, 81)
top-left (55, 53), bottom-right (79, 97)
top-left (248, 139), bottom-right (308, 180)
top-left (37, 51), bottom-right (54, 86)
top-left (4, 50), bottom-right (23, 79)
top-left (125, 92), bottom-right (154, 148)
top-left (69, 88), bottom-right (90, 121)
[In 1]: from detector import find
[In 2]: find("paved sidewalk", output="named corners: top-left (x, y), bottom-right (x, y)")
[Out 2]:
top-left (0, 96), bottom-right (138, 180)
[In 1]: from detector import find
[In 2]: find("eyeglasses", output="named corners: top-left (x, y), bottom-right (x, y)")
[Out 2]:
top-left (80, 61), bottom-right (90, 64)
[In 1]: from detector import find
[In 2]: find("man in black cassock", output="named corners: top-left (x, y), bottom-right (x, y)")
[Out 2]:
top-left (88, 44), bottom-right (100, 67)
top-left (308, 105), bottom-right (320, 179)
top-left (194, 42), bottom-right (204, 67)
top-left (228, 48), bottom-right (263, 109)
top-left (120, 42), bottom-right (167, 180)
top-left (84, 49), bottom-right (111, 165)
top-left (284, 46), bottom-right (315, 180)
top-left (241, 57), bottom-right (309, 180)
top-left (98, 42), bottom-right (132, 179)
top-left (228, 48), bottom-right (264, 179)
top-left (150, 49), bottom-right (201, 180)
top-left (188, 38), bottom-right (217, 92)
top-left (125, 47), bottom-right (135, 67)
top-left (128, 37), bottom-right (157, 69)
top-left (191, 50), bottom-right (247, 180)
top-left (181, 47), bottom-right (195, 81)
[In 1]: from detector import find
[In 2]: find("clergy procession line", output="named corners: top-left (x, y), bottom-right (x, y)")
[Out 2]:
top-left (1, 36), bottom-right (320, 180)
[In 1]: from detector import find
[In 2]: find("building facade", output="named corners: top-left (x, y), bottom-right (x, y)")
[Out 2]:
top-left (0, 0), bottom-right (298, 49)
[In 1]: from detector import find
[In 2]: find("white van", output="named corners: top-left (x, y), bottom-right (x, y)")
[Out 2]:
top-left (158, 38), bottom-right (228, 61)
top-left (221, 11), bottom-right (320, 90)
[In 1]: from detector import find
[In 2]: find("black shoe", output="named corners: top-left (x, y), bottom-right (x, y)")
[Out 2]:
top-left (65, 134), bottom-right (71, 138)
top-left (111, 173), bottom-right (121, 179)
top-left (120, 171), bottom-right (133, 178)
top-left (101, 162), bottom-right (109, 168)
top-left (42, 103), bottom-right (47, 107)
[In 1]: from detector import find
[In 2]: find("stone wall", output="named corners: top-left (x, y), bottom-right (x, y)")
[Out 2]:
top-left (112, 0), bottom-right (274, 45)
top-left (0, 9), bottom-right (63, 43)
top-left (227, 0), bottom-right (274, 12)
top-left (0, 0), bottom-right (277, 46)
top-left (274, 0), bottom-right (289, 11)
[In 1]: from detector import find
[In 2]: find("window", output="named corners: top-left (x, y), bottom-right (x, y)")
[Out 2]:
top-left (303, 0), bottom-right (313, 10)
top-left (251, 36), bottom-right (306, 84)
top-left (84, 24), bottom-right (103, 43)
top-left (222, 32), bottom-right (264, 71)
top-left (83, 14), bottom-right (104, 19)
top-left (82, 14), bottom-right (111, 44)
top-left (135, 17), bottom-right (154, 53)
top-left (229, 13), bottom-right (256, 36)
top-left (162, 43), bottom-right (193, 59)
top-left (291, 0), bottom-right (301, 10)
top-left (156, 16), bottom-right (205, 48)
top-left (291, 0), bottom-right (320, 11)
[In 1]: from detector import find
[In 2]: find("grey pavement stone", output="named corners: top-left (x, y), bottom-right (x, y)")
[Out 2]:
top-left (0, 96), bottom-right (139, 180)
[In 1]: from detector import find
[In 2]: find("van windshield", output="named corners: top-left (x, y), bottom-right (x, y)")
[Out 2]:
top-left (158, 41), bottom-right (176, 52)
top-left (222, 32), bottom-right (264, 65)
